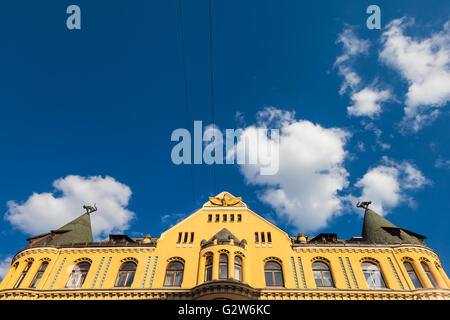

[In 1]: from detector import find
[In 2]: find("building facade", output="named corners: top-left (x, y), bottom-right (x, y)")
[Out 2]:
top-left (0, 192), bottom-right (449, 300)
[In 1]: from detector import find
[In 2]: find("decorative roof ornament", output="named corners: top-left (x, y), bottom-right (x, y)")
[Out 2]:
top-left (356, 200), bottom-right (371, 210)
top-left (209, 192), bottom-right (242, 206)
top-left (83, 203), bottom-right (97, 214)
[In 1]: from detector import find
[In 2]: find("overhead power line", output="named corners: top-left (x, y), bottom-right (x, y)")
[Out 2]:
top-left (208, 0), bottom-right (217, 195)
top-left (178, 0), bottom-right (196, 205)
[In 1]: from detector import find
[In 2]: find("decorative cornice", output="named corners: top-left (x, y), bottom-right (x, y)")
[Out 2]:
top-left (0, 287), bottom-right (448, 300)
top-left (12, 247), bottom-right (155, 264)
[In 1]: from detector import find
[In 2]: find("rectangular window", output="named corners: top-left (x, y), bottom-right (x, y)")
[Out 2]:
top-left (177, 232), bottom-right (182, 243)
top-left (261, 232), bottom-right (266, 243)
top-left (267, 232), bottom-right (272, 243)
top-left (237, 214), bottom-right (242, 222)
top-left (255, 232), bottom-right (259, 243)
top-left (230, 214), bottom-right (234, 222)
top-left (215, 214), bottom-right (220, 222)
top-left (183, 232), bottom-right (188, 243)
top-left (190, 232), bottom-right (194, 243)
top-left (208, 214), bottom-right (212, 222)
top-left (223, 214), bottom-right (227, 222)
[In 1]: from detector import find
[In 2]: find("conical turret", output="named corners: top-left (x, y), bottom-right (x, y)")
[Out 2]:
top-left (362, 208), bottom-right (425, 245)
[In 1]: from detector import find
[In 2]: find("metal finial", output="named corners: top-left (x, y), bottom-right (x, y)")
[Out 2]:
top-left (83, 203), bottom-right (97, 214)
top-left (356, 200), bottom-right (371, 210)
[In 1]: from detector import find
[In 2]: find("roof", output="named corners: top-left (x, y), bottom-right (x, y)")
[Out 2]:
top-left (26, 212), bottom-right (93, 247)
top-left (362, 208), bottom-right (425, 245)
top-left (208, 228), bottom-right (241, 243)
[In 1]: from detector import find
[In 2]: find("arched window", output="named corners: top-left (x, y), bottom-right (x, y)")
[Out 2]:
top-left (29, 262), bottom-right (49, 288)
top-left (115, 262), bottom-right (137, 287)
top-left (421, 262), bottom-right (437, 288)
top-left (66, 262), bottom-right (91, 288)
top-left (234, 256), bottom-right (242, 282)
top-left (312, 261), bottom-right (334, 288)
top-left (164, 261), bottom-right (184, 287)
top-left (264, 261), bottom-right (284, 287)
top-left (14, 262), bottom-right (32, 289)
top-left (219, 254), bottom-right (228, 279)
top-left (204, 256), bottom-right (213, 282)
top-left (361, 262), bottom-right (386, 288)
top-left (404, 262), bottom-right (422, 289)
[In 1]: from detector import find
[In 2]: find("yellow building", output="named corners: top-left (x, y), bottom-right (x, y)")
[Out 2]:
top-left (0, 191), bottom-right (449, 300)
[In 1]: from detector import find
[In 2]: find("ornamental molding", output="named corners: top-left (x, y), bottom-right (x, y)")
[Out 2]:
top-left (401, 257), bottom-right (414, 262)
top-left (263, 256), bottom-right (282, 264)
top-left (12, 246), bottom-right (155, 263)
top-left (120, 257), bottom-right (139, 264)
top-left (311, 256), bottom-right (331, 264)
top-left (202, 251), bottom-right (213, 257)
top-left (359, 257), bottom-right (380, 264)
top-left (234, 251), bottom-right (245, 258)
top-left (293, 247), bottom-right (391, 254)
top-left (166, 256), bottom-right (185, 264)
top-left (74, 257), bottom-right (93, 264)
top-left (0, 287), bottom-right (449, 300)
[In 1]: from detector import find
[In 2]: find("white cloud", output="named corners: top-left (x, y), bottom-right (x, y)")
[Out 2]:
top-left (335, 27), bottom-right (391, 118)
top-left (335, 28), bottom-right (370, 65)
top-left (4, 175), bottom-right (135, 240)
top-left (380, 18), bottom-right (450, 131)
top-left (362, 121), bottom-right (391, 150)
top-left (0, 256), bottom-right (12, 281)
top-left (335, 28), bottom-right (369, 95)
top-left (435, 157), bottom-right (450, 169)
top-left (347, 87), bottom-right (391, 118)
top-left (233, 107), bottom-right (350, 232)
top-left (353, 157), bottom-right (430, 215)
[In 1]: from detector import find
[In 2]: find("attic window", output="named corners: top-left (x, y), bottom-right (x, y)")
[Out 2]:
top-left (208, 214), bottom-right (212, 222)
top-left (267, 232), bottom-right (272, 243)
top-left (230, 214), bottom-right (234, 222)
top-left (223, 214), bottom-right (227, 222)
top-left (237, 214), bottom-right (242, 222)
top-left (215, 214), bottom-right (220, 222)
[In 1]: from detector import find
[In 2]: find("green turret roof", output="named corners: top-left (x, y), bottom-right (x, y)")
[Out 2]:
top-left (362, 208), bottom-right (425, 245)
top-left (26, 212), bottom-right (93, 247)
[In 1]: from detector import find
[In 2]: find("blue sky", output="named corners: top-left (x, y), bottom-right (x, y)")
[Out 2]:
top-left (0, 0), bottom-right (449, 276)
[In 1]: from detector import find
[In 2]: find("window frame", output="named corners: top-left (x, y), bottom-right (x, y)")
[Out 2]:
top-left (205, 255), bottom-right (213, 282)
top-left (312, 261), bottom-right (335, 288)
top-left (234, 256), bottom-right (243, 282)
top-left (219, 254), bottom-right (228, 280)
top-left (264, 261), bottom-right (284, 287)
top-left (163, 261), bottom-right (184, 287)
top-left (114, 261), bottom-right (137, 288)
top-left (361, 261), bottom-right (387, 289)
top-left (14, 262), bottom-right (32, 289)
top-left (403, 261), bottom-right (423, 289)
top-left (421, 262), bottom-right (437, 288)
top-left (29, 261), bottom-right (49, 289)
top-left (66, 262), bottom-right (91, 289)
